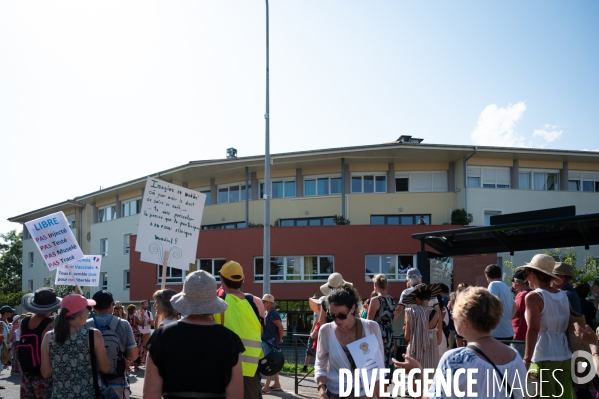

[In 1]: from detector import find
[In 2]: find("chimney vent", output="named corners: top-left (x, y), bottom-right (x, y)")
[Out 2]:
top-left (226, 148), bottom-right (238, 159)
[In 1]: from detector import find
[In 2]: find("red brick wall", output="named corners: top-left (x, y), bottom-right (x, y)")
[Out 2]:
top-left (130, 225), bottom-right (496, 301)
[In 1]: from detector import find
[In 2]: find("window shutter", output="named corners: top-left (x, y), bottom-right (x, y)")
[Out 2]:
top-left (467, 167), bottom-right (481, 178)
top-left (496, 168), bottom-right (510, 186)
top-left (410, 173), bottom-right (432, 192)
top-left (482, 169), bottom-right (497, 186)
top-left (568, 171), bottom-right (581, 180)
top-left (582, 172), bottom-right (594, 181)
top-left (432, 172), bottom-right (448, 192)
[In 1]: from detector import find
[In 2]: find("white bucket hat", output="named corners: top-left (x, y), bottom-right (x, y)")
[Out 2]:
top-left (170, 270), bottom-right (228, 315)
top-left (320, 273), bottom-right (352, 295)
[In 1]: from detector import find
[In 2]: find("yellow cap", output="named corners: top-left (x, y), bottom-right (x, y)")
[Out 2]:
top-left (219, 261), bottom-right (244, 281)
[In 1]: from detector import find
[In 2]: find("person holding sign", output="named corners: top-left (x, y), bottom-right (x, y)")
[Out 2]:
top-left (314, 284), bottom-right (384, 399)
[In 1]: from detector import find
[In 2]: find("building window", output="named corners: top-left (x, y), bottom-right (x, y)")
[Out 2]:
top-left (370, 215), bottom-right (431, 225)
top-left (100, 272), bottom-right (108, 290)
top-left (28, 280), bottom-right (33, 291)
top-left (28, 252), bottom-right (34, 268)
top-left (157, 266), bottom-right (184, 284)
top-left (202, 222), bottom-right (246, 230)
top-left (100, 239), bottom-right (108, 257)
top-left (484, 211), bottom-right (502, 226)
top-left (568, 172), bottom-right (599, 192)
top-left (23, 227), bottom-right (31, 240)
top-left (365, 255), bottom-right (414, 281)
top-left (279, 217), bottom-right (336, 226)
top-left (198, 259), bottom-right (227, 280)
top-left (67, 215), bottom-right (76, 229)
top-left (467, 167), bottom-right (510, 188)
top-left (402, 171), bottom-right (448, 192)
top-left (351, 174), bottom-right (386, 193)
top-left (254, 256), bottom-right (334, 281)
top-left (124, 270), bottom-right (130, 289)
top-left (304, 176), bottom-right (342, 196)
top-left (259, 180), bottom-right (296, 199)
top-left (218, 183), bottom-right (251, 204)
top-left (98, 205), bottom-right (117, 222)
top-left (193, 188), bottom-right (213, 205)
top-left (123, 234), bottom-right (131, 254)
top-left (122, 198), bottom-right (142, 217)
top-left (519, 171), bottom-right (559, 191)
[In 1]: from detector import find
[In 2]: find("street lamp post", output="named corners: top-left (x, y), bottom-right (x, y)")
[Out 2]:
top-left (263, 0), bottom-right (271, 296)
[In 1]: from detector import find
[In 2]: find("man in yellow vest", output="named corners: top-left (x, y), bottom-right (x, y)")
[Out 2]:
top-left (215, 261), bottom-right (265, 399)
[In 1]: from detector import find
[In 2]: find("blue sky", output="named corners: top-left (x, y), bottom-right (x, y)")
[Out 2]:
top-left (1, 1), bottom-right (598, 234)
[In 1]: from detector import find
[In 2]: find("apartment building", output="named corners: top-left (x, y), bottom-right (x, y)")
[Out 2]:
top-left (9, 137), bottom-right (599, 304)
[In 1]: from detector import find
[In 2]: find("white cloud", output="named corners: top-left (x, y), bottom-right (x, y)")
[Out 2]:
top-left (533, 124), bottom-right (563, 144)
top-left (471, 102), bottom-right (527, 147)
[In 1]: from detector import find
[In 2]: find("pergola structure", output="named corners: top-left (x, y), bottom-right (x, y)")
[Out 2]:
top-left (412, 206), bottom-right (599, 283)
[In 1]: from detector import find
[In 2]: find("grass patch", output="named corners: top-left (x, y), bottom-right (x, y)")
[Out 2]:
top-left (280, 363), bottom-right (314, 374)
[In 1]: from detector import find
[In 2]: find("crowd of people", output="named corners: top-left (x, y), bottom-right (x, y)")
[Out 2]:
top-left (1, 254), bottom-right (598, 399)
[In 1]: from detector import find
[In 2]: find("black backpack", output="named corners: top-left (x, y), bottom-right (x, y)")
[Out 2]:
top-left (18, 316), bottom-right (53, 376)
top-left (86, 315), bottom-right (126, 379)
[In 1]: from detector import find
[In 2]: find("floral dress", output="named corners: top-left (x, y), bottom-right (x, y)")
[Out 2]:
top-left (48, 327), bottom-right (105, 399)
top-left (373, 295), bottom-right (396, 366)
top-left (128, 315), bottom-right (144, 367)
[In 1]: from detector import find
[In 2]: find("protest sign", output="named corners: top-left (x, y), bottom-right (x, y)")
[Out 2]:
top-left (55, 256), bottom-right (102, 287)
top-left (25, 211), bottom-right (84, 271)
top-left (136, 177), bottom-right (206, 279)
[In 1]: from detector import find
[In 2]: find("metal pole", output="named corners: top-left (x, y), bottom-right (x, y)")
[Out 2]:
top-left (263, 0), bottom-right (271, 295)
top-left (245, 167), bottom-right (249, 226)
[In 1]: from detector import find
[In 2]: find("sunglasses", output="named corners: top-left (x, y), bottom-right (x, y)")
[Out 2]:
top-left (326, 307), bottom-right (352, 320)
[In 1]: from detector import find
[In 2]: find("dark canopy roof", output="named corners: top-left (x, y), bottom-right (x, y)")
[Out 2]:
top-left (412, 211), bottom-right (599, 257)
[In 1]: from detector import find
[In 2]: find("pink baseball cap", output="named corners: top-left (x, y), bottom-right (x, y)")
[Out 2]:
top-left (61, 294), bottom-right (96, 317)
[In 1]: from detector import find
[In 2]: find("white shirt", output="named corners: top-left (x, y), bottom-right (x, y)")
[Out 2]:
top-left (314, 319), bottom-right (384, 396)
top-left (428, 346), bottom-right (527, 399)
top-left (137, 309), bottom-right (154, 334)
top-left (488, 281), bottom-right (514, 338)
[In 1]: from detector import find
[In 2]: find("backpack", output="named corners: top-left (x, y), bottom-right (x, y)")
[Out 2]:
top-left (18, 316), bottom-right (53, 376)
top-left (86, 315), bottom-right (126, 379)
top-left (220, 293), bottom-right (264, 326)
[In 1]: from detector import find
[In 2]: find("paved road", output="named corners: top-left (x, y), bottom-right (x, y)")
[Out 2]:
top-left (0, 368), bottom-right (318, 399)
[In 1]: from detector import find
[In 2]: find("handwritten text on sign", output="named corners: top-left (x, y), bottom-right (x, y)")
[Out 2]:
top-left (24, 212), bottom-right (84, 271)
top-left (135, 177), bottom-right (206, 271)
top-left (55, 256), bottom-right (102, 287)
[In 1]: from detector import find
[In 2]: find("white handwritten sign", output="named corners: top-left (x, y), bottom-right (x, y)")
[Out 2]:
top-left (135, 177), bottom-right (206, 271)
top-left (55, 256), bottom-right (102, 287)
top-left (25, 211), bottom-right (84, 271)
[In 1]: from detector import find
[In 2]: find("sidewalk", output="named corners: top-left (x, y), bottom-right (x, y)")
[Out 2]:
top-left (130, 371), bottom-right (318, 399)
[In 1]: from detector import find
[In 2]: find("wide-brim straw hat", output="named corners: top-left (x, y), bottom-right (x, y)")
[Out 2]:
top-left (320, 273), bottom-right (353, 295)
top-left (21, 287), bottom-right (62, 314)
top-left (515, 254), bottom-right (562, 285)
top-left (309, 295), bottom-right (323, 313)
top-left (170, 270), bottom-right (228, 316)
top-left (402, 283), bottom-right (443, 305)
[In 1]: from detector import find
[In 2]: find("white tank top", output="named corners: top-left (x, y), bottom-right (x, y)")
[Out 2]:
top-left (525, 288), bottom-right (571, 362)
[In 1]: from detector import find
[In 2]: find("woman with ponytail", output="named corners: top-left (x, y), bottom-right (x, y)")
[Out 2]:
top-left (40, 294), bottom-right (110, 398)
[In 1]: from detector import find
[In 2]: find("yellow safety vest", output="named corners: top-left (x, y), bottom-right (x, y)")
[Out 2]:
top-left (215, 294), bottom-right (263, 377)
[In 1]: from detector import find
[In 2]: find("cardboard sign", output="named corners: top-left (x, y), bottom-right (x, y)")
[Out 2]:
top-left (55, 256), bottom-right (102, 287)
top-left (135, 177), bottom-right (206, 270)
top-left (25, 211), bottom-right (84, 271)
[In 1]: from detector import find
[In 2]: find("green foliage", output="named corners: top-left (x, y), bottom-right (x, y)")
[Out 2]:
top-left (333, 215), bottom-right (350, 225)
top-left (451, 209), bottom-right (473, 225)
top-left (545, 248), bottom-right (599, 285)
top-left (41, 276), bottom-right (77, 298)
top-left (0, 230), bottom-right (23, 293)
top-left (248, 222), bottom-right (265, 228)
top-left (0, 290), bottom-right (29, 309)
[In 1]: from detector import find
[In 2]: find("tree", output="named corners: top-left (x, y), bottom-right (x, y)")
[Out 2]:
top-left (545, 247), bottom-right (599, 285)
top-left (0, 230), bottom-right (23, 293)
top-left (451, 209), bottom-right (473, 225)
